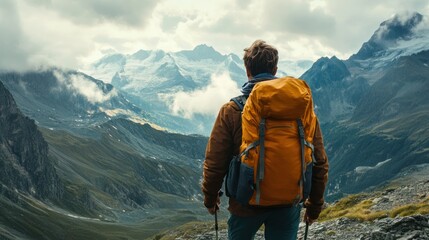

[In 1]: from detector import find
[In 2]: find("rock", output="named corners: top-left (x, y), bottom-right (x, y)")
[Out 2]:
top-left (0, 81), bottom-right (63, 201)
top-left (311, 223), bottom-right (327, 233)
top-left (371, 230), bottom-right (393, 240)
top-left (373, 196), bottom-right (390, 205)
top-left (383, 188), bottom-right (395, 195)
top-left (397, 230), bottom-right (421, 240)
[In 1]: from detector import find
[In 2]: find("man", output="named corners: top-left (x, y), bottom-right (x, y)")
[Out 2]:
top-left (202, 40), bottom-right (329, 239)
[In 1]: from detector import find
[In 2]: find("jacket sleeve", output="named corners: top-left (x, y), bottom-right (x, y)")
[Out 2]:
top-left (305, 119), bottom-right (329, 219)
top-left (202, 103), bottom-right (236, 208)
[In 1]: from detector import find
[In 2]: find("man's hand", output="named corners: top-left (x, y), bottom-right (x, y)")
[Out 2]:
top-left (304, 209), bottom-right (316, 225)
top-left (207, 205), bottom-right (218, 215)
top-left (206, 193), bottom-right (221, 215)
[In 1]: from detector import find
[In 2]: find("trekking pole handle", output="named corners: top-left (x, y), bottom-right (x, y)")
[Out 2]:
top-left (218, 190), bottom-right (224, 197)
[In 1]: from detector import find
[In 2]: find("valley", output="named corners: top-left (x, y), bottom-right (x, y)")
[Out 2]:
top-left (1, 11), bottom-right (429, 240)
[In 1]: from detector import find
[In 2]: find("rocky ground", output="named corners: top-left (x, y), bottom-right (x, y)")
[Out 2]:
top-left (154, 165), bottom-right (429, 240)
top-left (301, 214), bottom-right (429, 240)
top-left (163, 214), bottom-right (429, 240)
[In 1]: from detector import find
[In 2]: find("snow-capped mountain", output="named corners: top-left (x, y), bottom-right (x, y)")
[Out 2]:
top-left (88, 44), bottom-right (245, 93)
top-left (86, 44), bottom-right (312, 135)
top-left (350, 12), bottom-right (426, 63)
top-left (302, 12), bottom-right (429, 122)
top-left (85, 45), bottom-right (246, 134)
top-left (277, 59), bottom-right (313, 78)
top-left (301, 12), bottom-right (429, 200)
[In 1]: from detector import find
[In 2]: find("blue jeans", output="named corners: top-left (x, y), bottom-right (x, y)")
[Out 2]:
top-left (228, 205), bottom-right (302, 240)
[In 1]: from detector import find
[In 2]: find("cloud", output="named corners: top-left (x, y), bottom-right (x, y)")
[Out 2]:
top-left (164, 72), bottom-right (241, 118)
top-left (414, 13), bottom-right (429, 33)
top-left (372, 11), bottom-right (425, 43)
top-left (2, 0), bottom-right (429, 73)
top-left (147, 0), bottom-right (348, 60)
top-left (262, 0), bottom-right (336, 37)
top-left (22, 0), bottom-right (158, 27)
top-left (0, 0), bottom-right (29, 71)
top-left (161, 15), bottom-right (187, 33)
top-left (0, 0), bottom-right (160, 72)
top-left (54, 71), bottom-right (117, 104)
top-left (320, 0), bottom-right (429, 54)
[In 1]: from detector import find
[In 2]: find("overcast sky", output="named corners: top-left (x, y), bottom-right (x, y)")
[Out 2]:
top-left (1, 0), bottom-right (428, 72)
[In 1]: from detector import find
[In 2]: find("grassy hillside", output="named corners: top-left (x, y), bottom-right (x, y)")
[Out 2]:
top-left (0, 122), bottom-right (209, 240)
top-left (0, 194), bottom-right (198, 240)
top-left (323, 106), bottom-right (429, 201)
top-left (40, 125), bottom-right (203, 215)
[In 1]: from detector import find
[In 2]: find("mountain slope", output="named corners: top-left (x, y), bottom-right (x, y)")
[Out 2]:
top-left (0, 70), bottom-right (150, 135)
top-left (42, 124), bottom-right (203, 210)
top-left (350, 13), bottom-right (424, 61)
top-left (1, 69), bottom-right (208, 210)
top-left (300, 12), bottom-right (429, 200)
top-left (100, 118), bottom-right (207, 164)
top-left (0, 79), bottom-right (210, 239)
top-left (0, 80), bottom-right (63, 201)
top-left (352, 50), bottom-right (429, 123)
top-left (301, 56), bottom-right (365, 121)
top-left (302, 12), bottom-right (429, 122)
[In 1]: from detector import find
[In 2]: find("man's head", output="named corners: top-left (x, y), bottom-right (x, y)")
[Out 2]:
top-left (243, 40), bottom-right (278, 78)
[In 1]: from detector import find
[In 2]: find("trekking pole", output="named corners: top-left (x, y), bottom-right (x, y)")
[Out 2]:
top-left (215, 210), bottom-right (219, 240)
top-left (214, 191), bottom-right (223, 240)
top-left (304, 221), bottom-right (309, 240)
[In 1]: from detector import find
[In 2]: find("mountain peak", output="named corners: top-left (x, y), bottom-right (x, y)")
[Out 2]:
top-left (193, 44), bottom-right (215, 51)
top-left (375, 12), bottom-right (423, 42)
top-left (0, 80), bottom-right (17, 112)
top-left (131, 49), bottom-right (150, 60)
top-left (178, 44), bottom-right (225, 61)
top-left (191, 44), bottom-right (223, 58)
top-left (351, 12), bottom-right (424, 60)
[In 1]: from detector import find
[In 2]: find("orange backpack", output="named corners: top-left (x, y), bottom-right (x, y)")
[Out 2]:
top-left (229, 76), bottom-right (317, 206)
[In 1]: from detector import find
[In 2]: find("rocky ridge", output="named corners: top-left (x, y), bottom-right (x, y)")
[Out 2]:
top-left (0, 80), bottom-right (63, 201)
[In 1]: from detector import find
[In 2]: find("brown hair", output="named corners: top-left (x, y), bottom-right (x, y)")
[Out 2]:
top-left (243, 40), bottom-right (278, 76)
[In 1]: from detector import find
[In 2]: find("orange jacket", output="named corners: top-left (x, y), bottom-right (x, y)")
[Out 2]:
top-left (202, 100), bottom-right (329, 218)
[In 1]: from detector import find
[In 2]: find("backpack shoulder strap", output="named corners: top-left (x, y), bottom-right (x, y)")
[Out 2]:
top-left (230, 95), bottom-right (247, 111)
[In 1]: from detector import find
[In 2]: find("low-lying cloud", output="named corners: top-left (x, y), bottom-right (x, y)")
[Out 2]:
top-left (165, 72), bottom-right (241, 118)
top-left (54, 71), bottom-right (117, 104)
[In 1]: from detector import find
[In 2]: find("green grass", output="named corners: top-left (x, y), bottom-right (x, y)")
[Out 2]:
top-left (390, 197), bottom-right (429, 217)
top-left (40, 128), bottom-right (201, 212)
top-left (319, 193), bottom-right (429, 222)
top-left (319, 193), bottom-right (388, 221)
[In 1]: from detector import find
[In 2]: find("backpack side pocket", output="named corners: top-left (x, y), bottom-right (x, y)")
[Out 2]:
top-left (303, 162), bottom-right (313, 201)
top-left (236, 163), bottom-right (255, 205)
top-left (225, 155), bottom-right (241, 198)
